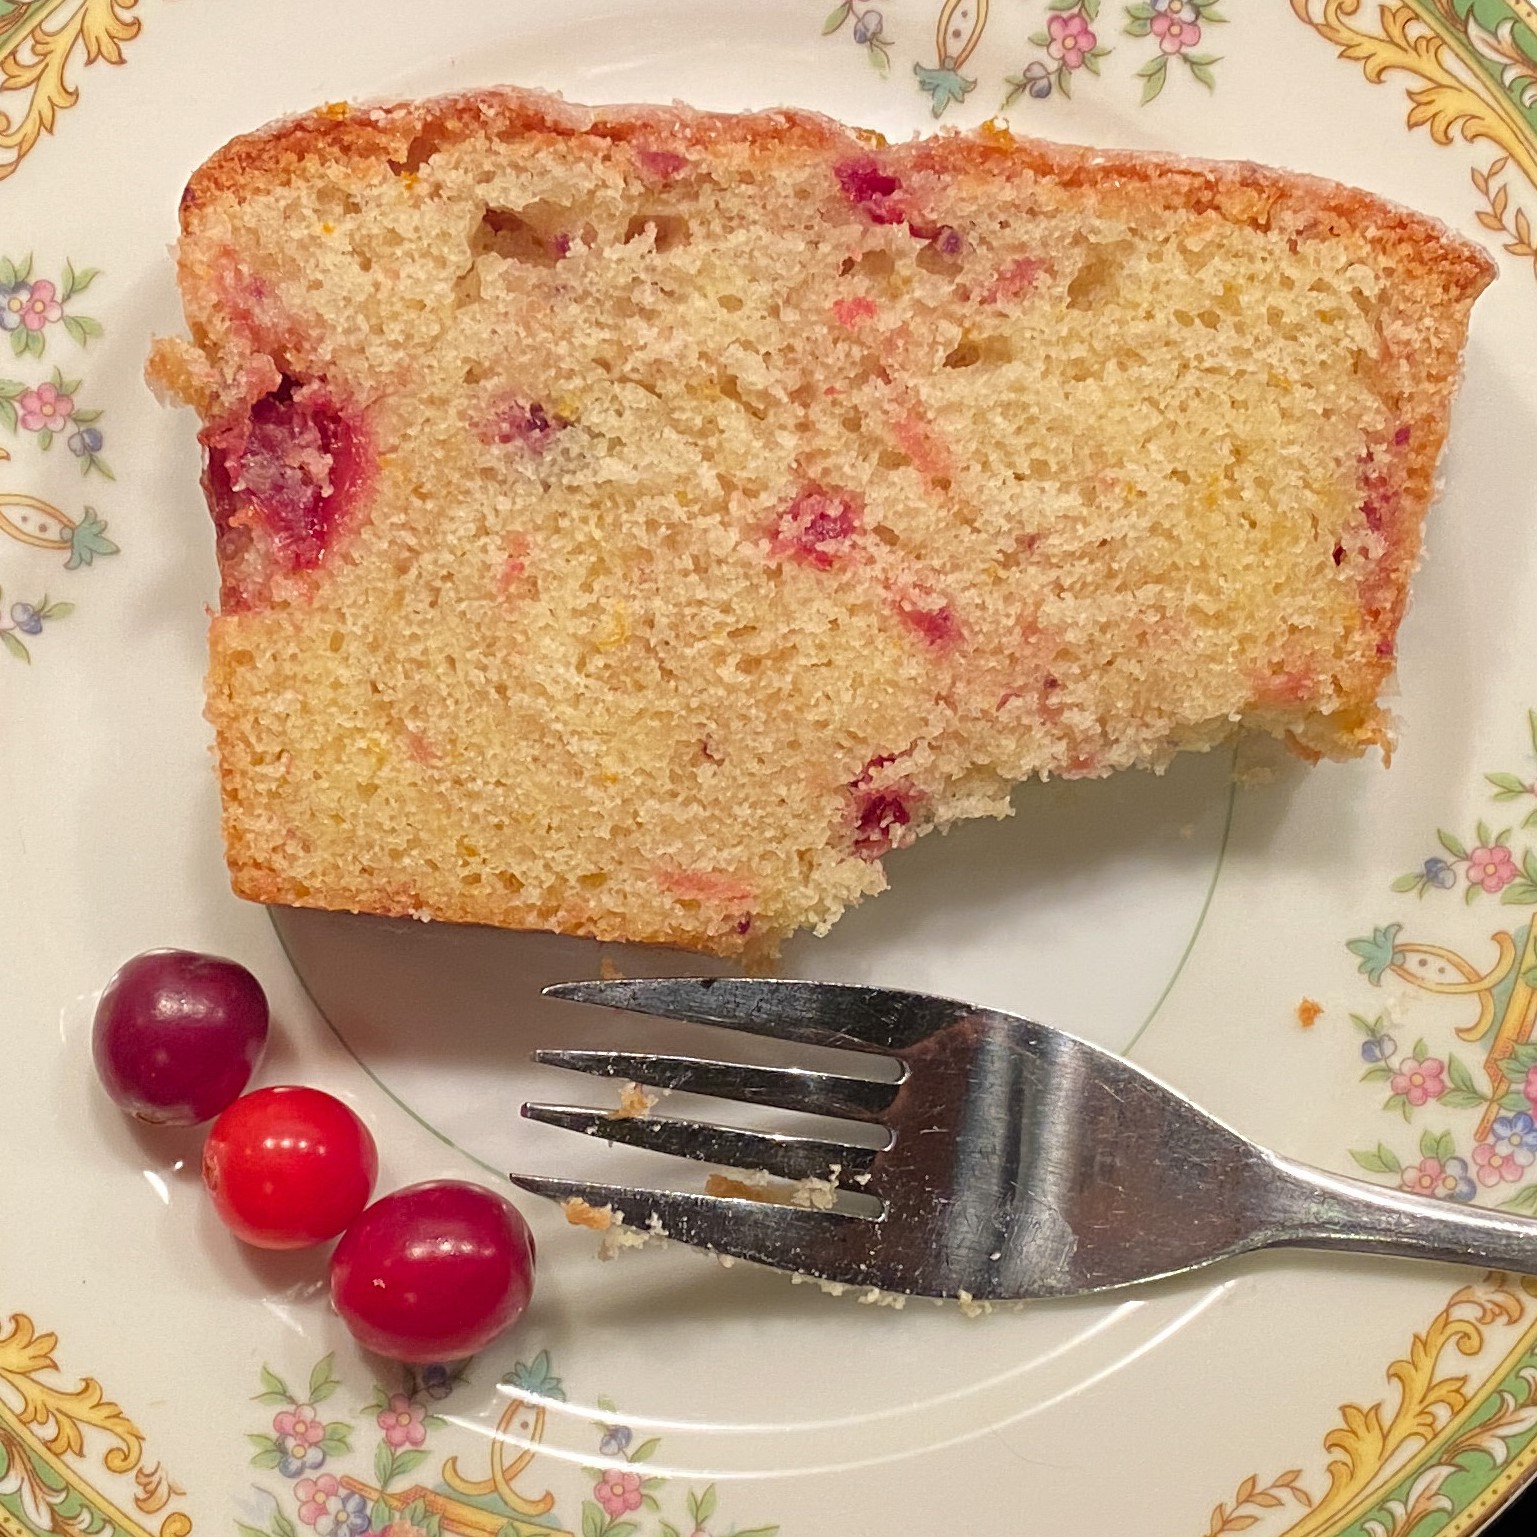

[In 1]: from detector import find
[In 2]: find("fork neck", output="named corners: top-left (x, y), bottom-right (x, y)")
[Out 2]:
top-left (1264, 1154), bottom-right (1537, 1274)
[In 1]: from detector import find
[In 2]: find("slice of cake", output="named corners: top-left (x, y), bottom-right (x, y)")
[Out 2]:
top-left (148, 88), bottom-right (1494, 959)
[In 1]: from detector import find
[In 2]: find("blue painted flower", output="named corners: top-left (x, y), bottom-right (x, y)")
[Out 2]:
top-left (852, 7), bottom-right (883, 44)
top-left (1361, 1033), bottom-right (1397, 1064)
top-left (67, 426), bottom-right (103, 457)
top-left (0, 281), bottom-right (31, 332)
top-left (1422, 857), bottom-right (1457, 889)
top-left (599, 1423), bottom-right (633, 1458)
top-left (419, 1361), bottom-right (454, 1400)
top-left (9, 603), bottom-right (41, 635)
top-left (1439, 1157), bottom-right (1477, 1202)
top-left (1491, 1112), bottom-right (1537, 1167)
top-left (277, 1433), bottom-right (326, 1477)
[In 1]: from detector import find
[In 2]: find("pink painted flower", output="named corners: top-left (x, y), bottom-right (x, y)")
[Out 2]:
top-left (1473, 1139), bottom-right (1526, 1186)
top-left (1389, 1056), bottom-right (1446, 1107)
top-left (375, 1392), bottom-right (426, 1449)
top-left (1400, 1158), bottom-right (1443, 1197)
top-left (1150, 0), bottom-right (1202, 54)
top-left (1400, 1156), bottom-right (1476, 1202)
top-left (594, 1469), bottom-right (644, 1519)
top-left (19, 279), bottom-right (61, 331)
top-left (1524, 1064), bottom-right (1537, 1112)
top-left (274, 1402), bottom-right (326, 1447)
top-left (17, 382), bottom-right (74, 432)
top-left (1046, 11), bottom-right (1097, 69)
top-left (295, 1474), bottom-right (338, 1525)
top-left (1467, 844), bottom-right (1518, 893)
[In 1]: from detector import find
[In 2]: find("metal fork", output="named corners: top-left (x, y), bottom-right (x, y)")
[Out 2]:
top-left (509, 978), bottom-right (1537, 1300)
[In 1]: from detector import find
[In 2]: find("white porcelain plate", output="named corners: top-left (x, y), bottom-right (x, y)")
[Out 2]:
top-left (6, 2), bottom-right (1537, 1534)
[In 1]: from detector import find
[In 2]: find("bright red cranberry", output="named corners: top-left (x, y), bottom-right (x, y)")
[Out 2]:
top-left (330, 1181), bottom-right (536, 1362)
top-left (202, 1086), bottom-right (377, 1250)
top-left (772, 485), bottom-right (861, 569)
top-left (895, 592), bottom-right (961, 647)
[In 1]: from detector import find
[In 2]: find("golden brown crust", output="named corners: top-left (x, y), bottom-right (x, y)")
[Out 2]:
top-left (180, 85), bottom-right (1495, 305)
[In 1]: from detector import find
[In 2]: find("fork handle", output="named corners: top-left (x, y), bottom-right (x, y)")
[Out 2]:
top-left (1264, 1155), bottom-right (1537, 1273)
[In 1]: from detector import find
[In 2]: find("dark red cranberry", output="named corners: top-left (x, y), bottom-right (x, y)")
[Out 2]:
top-left (852, 788), bottom-right (916, 858)
top-left (636, 148), bottom-right (690, 181)
top-left (834, 158), bottom-right (906, 225)
top-left (491, 400), bottom-right (565, 454)
top-left (771, 485), bottom-right (862, 569)
top-left (895, 593), bottom-right (960, 647)
top-left (204, 378), bottom-right (365, 575)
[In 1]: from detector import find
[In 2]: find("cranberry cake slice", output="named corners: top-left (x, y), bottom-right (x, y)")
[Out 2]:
top-left (148, 89), bottom-right (1493, 958)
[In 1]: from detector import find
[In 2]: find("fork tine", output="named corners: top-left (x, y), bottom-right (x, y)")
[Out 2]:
top-left (533, 1048), bottom-right (898, 1122)
top-left (507, 1175), bottom-right (876, 1279)
top-left (543, 977), bottom-right (957, 1054)
top-left (521, 1102), bottom-right (882, 1181)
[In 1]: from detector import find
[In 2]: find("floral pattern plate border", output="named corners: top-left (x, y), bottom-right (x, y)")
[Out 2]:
top-left (5, 2), bottom-right (1536, 1535)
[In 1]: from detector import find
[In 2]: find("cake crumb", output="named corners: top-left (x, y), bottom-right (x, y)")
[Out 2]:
top-left (610, 1081), bottom-right (659, 1119)
top-left (598, 955), bottom-right (626, 981)
top-left (956, 1289), bottom-right (994, 1318)
top-left (705, 1171), bottom-right (787, 1202)
top-left (562, 1196), bottom-right (614, 1230)
top-left (1297, 997), bottom-right (1323, 1029)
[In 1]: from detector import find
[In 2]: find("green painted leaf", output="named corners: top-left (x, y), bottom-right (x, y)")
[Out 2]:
top-left (308, 1353), bottom-right (337, 1401)
top-left (24, 327), bottom-right (42, 357)
top-left (1390, 872), bottom-right (1422, 892)
top-left (67, 264), bottom-right (99, 295)
top-left (1351, 1142), bottom-right (1402, 1174)
top-left (0, 257), bottom-right (15, 286)
top-left (273, 1513), bottom-right (297, 1537)
top-left (1384, 1092), bottom-right (1412, 1121)
top-left (1477, 819), bottom-right (1494, 847)
top-left (821, 2), bottom-right (850, 34)
top-left (1448, 1055), bottom-right (1480, 1093)
top-left (16, 254), bottom-right (31, 282)
top-left (1125, 3), bottom-right (1154, 15)
top-left (1183, 51), bottom-right (1222, 64)
top-left (0, 397), bottom-right (14, 434)
top-left (1439, 829), bottom-right (1469, 859)
top-left (698, 1485), bottom-right (719, 1523)
top-left (1525, 849), bottom-right (1537, 884)
top-left (1360, 1065), bottom-right (1393, 1082)
top-left (70, 314), bottom-right (103, 339)
top-left (581, 1502), bottom-right (607, 1537)
top-left (247, 1432), bottom-right (279, 1452)
top-left (85, 453), bottom-right (114, 480)
top-left (728, 1527), bottom-right (781, 1537)
top-left (403, 1500), bottom-right (429, 1526)
top-left (1059, 65), bottom-right (1073, 98)
top-left (237, 1523), bottom-right (269, 1537)
top-left (1434, 1130), bottom-right (1455, 1162)
top-left (258, 1365), bottom-right (290, 1402)
top-left (10, 329), bottom-right (25, 358)
top-left (607, 1525), bottom-right (638, 1537)
top-left (1412, 1037), bottom-right (1429, 1061)
top-left (250, 1447), bottom-right (284, 1469)
top-left (659, 1524), bottom-right (681, 1537)
top-left (1199, 4), bottom-right (1228, 19)
top-left (1487, 772), bottom-right (1529, 799)
top-left (1524, 967), bottom-right (1537, 987)
top-left (1347, 926), bottom-right (1404, 985)
top-left (629, 1437), bottom-right (660, 1463)
top-left (1509, 879), bottom-right (1537, 903)
top-left (1508, 1043), bottom-right (1537, 1071)
top-left (1501, 1091), bottom-right (1529, 1111)
top-left (393, 1448), bottom-right (429, 1479)
top-left (1501, 1183), bottom-right (1537, 1214)
top-left (371, 1501), bottom-right (391, 1530)
top-left (1188, 57), bottom-right (1217, 89)
top-left (1, 629), bottom-right (26, 663)
top-left (1082, 0), bottom-right (1101, 18)
top-left (70, 408), bottom-right (100, 423)
top-left (1466, 882), bottom-right (1482, 905)
top-left (1029, 29), bottom-right (1050, 46)
top-left (1419, 1128), bottom-right (1439, 1158)
top-left (1123, 15), bottom-right (1152, 32)
top-left (1083, 51), bottom-right (1102, 75)
top-left (253, 1390), bottom-right (290, 1405)
top-left (375, 1441), bottom-right (394, 1487)
top-left (56, 374), bottom-right (79, 395)
top-left (1440, 1089), bottom-right (1488, 1110)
